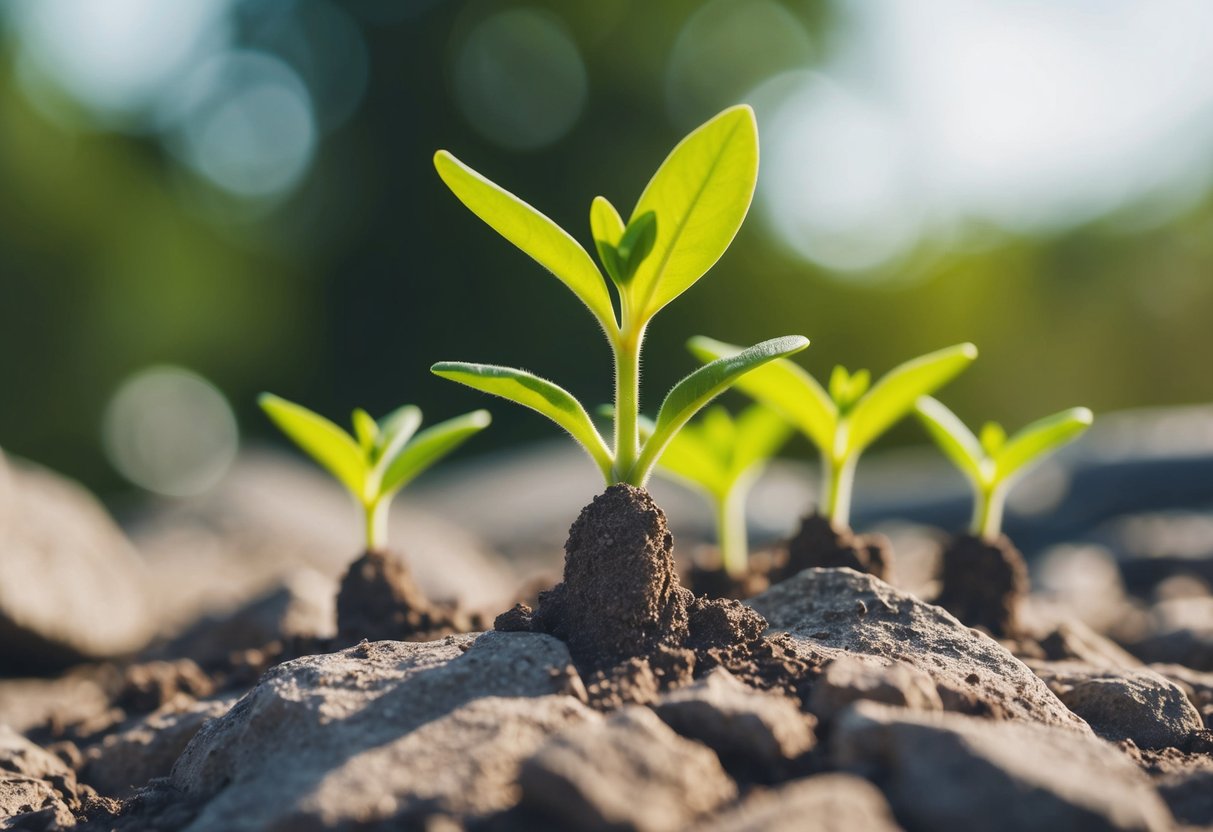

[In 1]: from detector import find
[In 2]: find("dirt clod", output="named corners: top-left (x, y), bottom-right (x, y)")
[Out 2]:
top-left (336, 550), bottom-right (477, 643)
top-left (782, 514), bottom-right (892, 582)
top-left (935, 534), bottom-right (1029, 638)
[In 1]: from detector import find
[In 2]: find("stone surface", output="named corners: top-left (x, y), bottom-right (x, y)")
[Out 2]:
top-left (1031, 662), bottom-right (1204, 749)
top-left (0, 454), bottom-right (154, 668)
top-left (652, 668), bottom-right (815, 780)
top-left (693, 773), bottom-right (902, 832)
top-left (1034, 617), bottom-right (1144, 669)
top-left (1155, 769), bottom-right (1213, 826)
top-left (0, 725), bottom-right (77, 829)
top-left (0, 777), bottom-right (74, 829)
top-left (0, 671), bottom-right (113, 735)
top-left (171, 632), bottom-right (593, 831)
top-left (519, 706), bottom-right (737, 832)
top-left (1125, 597), bottom-right (1213, 671)
top-left (809, 655), bottom-right (942, 721)
top-left (1149, 663), bottom-right (1213, 728)
top-left (833, 702), bottom-right (1174, 832)
top-left (750, 568), bottom-right (1089, 730)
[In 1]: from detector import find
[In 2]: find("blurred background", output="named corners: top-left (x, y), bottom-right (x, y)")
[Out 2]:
top-left (2, 0), bottom-right (1213, 501)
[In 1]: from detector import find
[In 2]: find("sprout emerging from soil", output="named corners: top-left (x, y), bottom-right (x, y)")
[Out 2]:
top-left (689, 339), bottom-right (977, 528)
top-left (258, 394), bottom-right (490, 551)
top-left (915, 397), bottom-right (1093, 540)
top-left (430, 106), bottom-right (808, 486)
top-left (654, 403), bottom-right (793, 578)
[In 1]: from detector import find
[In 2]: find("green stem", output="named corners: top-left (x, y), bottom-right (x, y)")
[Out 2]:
top-left (716, 487), bottom-right (750, 578)
top-left (822, 455), bottom-right (857, 528)
top-left (971, 484), bottom-right (1005, 541)
top-left (365, 498), bottom-right (390, 552)
top-left (613, 327), bottom-right (643, 485)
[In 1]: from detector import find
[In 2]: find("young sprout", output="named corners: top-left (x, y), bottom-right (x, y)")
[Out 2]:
top-left (654, 404), bottom-right (793, 578)
top-left (915, 397), bottom-right (1093, 541)
top-left (430, 106), bottom-right (808, 487)
top-left (689, 338), bottom-right (978, 528)
top-left (259, 394), bottom-right (490, 552)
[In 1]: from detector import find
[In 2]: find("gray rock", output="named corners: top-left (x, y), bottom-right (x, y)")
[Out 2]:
top-left (1126, 597), bottom-right (1213, 671)
top-left (520, 706), bottom-right (737, 832)
top-left (0, 776), bottom-right (73, 829)
top-left (82, 696), bottom-right (234, 798)
top-left (1149, 663), bottom-right (1213, 727)
top-left (1031, 662), bottom-right (1204, 749)
top-left (0, 726), bottom-right (77, 803)
top-left (693, 773), bottom-right (902, 832)
top-left (809, 655), bottom-right (942, 721)
top-left (653, 668), bottom-right (815, 777)
top-left (172, 632), bottom-right (595, 831)
top-left (0, 670), bottom-right (113, 736)
top-left (0, 455), bottom-right (153, 666)
top-left (833, 702), bottom-right (1173, 832)
top-left (1155, 768), bottom-right (1213, 826)
top-left (750, 568), bottom-right (1089, 731)
top-left (1036, 618), bottom-right (1144, 670)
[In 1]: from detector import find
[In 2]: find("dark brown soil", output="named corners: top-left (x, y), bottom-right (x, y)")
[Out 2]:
top-left (934, 533), bottom-right (1029, 638)
top-left (781, 513), bottom-right (892, 582)
top-left (336, 549), bottom-right (480, 643)
top-left (686, 547), bottom-right (781, 600)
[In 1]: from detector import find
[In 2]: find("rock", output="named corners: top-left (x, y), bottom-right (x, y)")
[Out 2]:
top-left (117, 659), bottom-right (214, 714)
top-left (692, 773), bottom-right (901, 832)
top-left (0, 671), bottom-right (113, 735)
top-left (1155, 769), bottom-right (1213, 826)
top-left (171, 632), bottom-right (595, 830)
top-left (934, 534), bottom-right (1029, 638)
top-left (0, 455), bottom-right (153, 668)
top-left (519, 706), bottom-right (737, 832)
top-left (0, 726), bottom-right (77, 806)
top-left (1125, 596), bottom-right (1213, 670)
top-left (750, 568), bottom-right (1089, 730)
top-left (652, 668), bottom-right (815, 781)
top-left (82, 696), bottom-right (234, 798)
top-left (1034, 544), bottom-right (1131, 634)
top-left (1031, 662), bottom-right (1204, 749)
top-left (833, 702), bottom-right (1174, 832)
top-left (1036, 618), bottom-right (1144, 670)
top-left (0, 777), bottom-right (74, 829)
top-left (809, 655), bottom-right (942, 721)
top-left (1149, 663), bottom-right (1213, 727)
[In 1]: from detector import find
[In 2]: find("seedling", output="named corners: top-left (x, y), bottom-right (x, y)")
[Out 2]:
top-left (259, 394), bottom-right (490, 552)
top-left (915, 397), bottom-right (1093, 541)
top-left (654, 404), bottom-right (793, 577)
top-left (430, 106), bottom-right (808, 486)
top-left (689, 339), bottom-right (977, 528)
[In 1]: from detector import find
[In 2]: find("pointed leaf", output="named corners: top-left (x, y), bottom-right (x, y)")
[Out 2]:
top-left (352, 408), bottom-right (378, 454)
top-left (375, 405), bottom-right (423, 469)
top-left (634, 335), bottom-right (809, 483)
top-left (434, 151), bottom-right (617, 335)
top-left (617, 211), bottom-right (657, 282)
top-left (994, 407), bottom-right (1093, 484)
top-left (846, 343), bottom-right (978, 455)
top-left (828, 365), bottom-right (850, 406)
top-left (628, 105), bottom-right (760, 320)
top-left (688, 336), bottom-right (835, 452)
top-left (979, 421), bottom-right (1007, 456)
top-left (915, 396), bottom-right (986, 485)
top-left (431, 362), bottom-right (613, 480)
top-left (379, 410), bottom-right (491, 497)
top-left (259, 394), bottom-right (366, 499)
top-left (590, 195), bottom-right (627, 286)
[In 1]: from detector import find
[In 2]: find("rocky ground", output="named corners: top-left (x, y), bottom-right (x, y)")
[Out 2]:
top-left (2, 409), bottom-right (1213, 831)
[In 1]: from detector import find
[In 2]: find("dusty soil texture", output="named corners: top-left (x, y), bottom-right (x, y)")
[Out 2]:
top-left (336, 549), bottom-right (481, 644)
top-left (781, 513), bottom-right (892, 582)
top-left (934, 533), bottom-right (1029, 638)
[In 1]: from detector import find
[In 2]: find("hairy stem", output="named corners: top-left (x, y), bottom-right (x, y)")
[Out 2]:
top-left (365, 499), bottom-right (390, 552)
top-left (822, 455), bottom-right (857, 529)
top-left (716, 487), bottom-right (750, 578)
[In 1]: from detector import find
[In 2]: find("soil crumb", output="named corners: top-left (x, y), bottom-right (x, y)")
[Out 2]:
top-left (782, 514), bottom-right (892, 582)
top-left (934, 534), bottom-right (1028, 638)
top-left (336, 550), bottom-right (479, 644)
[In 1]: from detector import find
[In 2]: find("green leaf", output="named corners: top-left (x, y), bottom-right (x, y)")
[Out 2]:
top-left (352, 408), bottom-right (378, 454)
top-left (379, 410), bottom-right (491, 497)
top-left (375, 405), bottom-right (423, 468)
top-left (994, 407), bottom-right (1093, 483)
top-left (979, 422), bottom-right (1007, 457)
top-left (434, 151), bottom-right (618, 335)
top-left (616, 211), bottom-right (657, 283)
top-left (654, 428), bottom-right (727, 496)
top-left (688, 335), bottom-right (835, 451)
top-left (828, 366), bottom-right (851, 406)
top-left (627, 105), bottom-right (760, 321)
top-left (634, 335), bottom-right (809, 483)
top-left (914, 396), bottom-right (986, 485)
top-left (730, 404), bottom-right (794, 476)
top-left (846, 369), bottom-right (871, 404)
top-left (259, 393), bottom-right (366, 499)
top-left (846, 343), bottom-right (978, 456)
top-left (590, 196), bottom-right (627, 286)
top-left (431, 361), bottom-right (613, 479)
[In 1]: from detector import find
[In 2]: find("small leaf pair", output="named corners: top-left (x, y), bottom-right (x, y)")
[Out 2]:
top-left (431, 106), bottom-right (808, 487)
top-left (915, 398), bottom-right (1093, 540)
top-left (259, 394), bottom-right (490, 552)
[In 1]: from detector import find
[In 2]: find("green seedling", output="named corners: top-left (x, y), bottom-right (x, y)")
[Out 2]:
top-left (259, 394), bottom-right (490, 552)
top-left (431, 106), bottom-right (808, 487)
top-left (689, 338), bottom-right (978, 528)
top-left (654, 404), bottom-right (793, 578)
top-left (915, 397), bottom-right (1093, 541)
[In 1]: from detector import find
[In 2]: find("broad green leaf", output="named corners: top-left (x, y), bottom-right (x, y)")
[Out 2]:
top-left (590, 196), bottom-right (626, 285)
top-left (914, 396), bottom-right (985, 485)
top-left (259, 394), bottom-right (366, 499)
top-left (846, 343), bottom-right (978, 456)
top-left (375, 405), bottom-right (423, 468)
top-left (634, 335), bottom-right (809, 482)
top-left (352, 408), bottom-right (378, 454)
top-left (627, 105), bottom-right (759, 321)
top-left (379, 410), bottom-right (491, 496)
top-left (434, 151), bottom-right (618, 335)
top-left (730, 404), bottom-right (794, 476)
top-left (688, 336), bottom-right (835, 451)
top-left (431, 362), bottom-right (613, 479)
top-left (616, 212), bottom-right (657, 282)
top-left (701, 405), bottom-right (736, 456)
top-left (995, 407), bottom-right (1093, 483)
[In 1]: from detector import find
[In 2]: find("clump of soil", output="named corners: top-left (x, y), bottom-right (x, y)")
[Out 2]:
top-left (781, 513), bottom-right (892, 582)
top-left (336, 550), bottom-right (481, 644)
top-left (496, 484), bottom-right (822, 708)
top-left (934, 534), bottom-right (1028, 638)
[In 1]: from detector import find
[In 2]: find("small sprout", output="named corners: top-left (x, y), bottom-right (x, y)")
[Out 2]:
top-left (431, 106), bottom-right (808, 486)
top-left (915, 397), bottom-right (1093, 541)
top-left (654, 404), bottom-right (793, 578)
top-left (689, 339), bottom-right (978, 528)
top-left (258, 394), bottom-right (490, 552)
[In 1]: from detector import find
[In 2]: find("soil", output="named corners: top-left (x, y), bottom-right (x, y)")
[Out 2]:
top-left (687, 547), bottom-right (781, 600)
top-left (934, 533), bottom-right (1029, 638)
top-left (781, 513), bottom-right (893, 582)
